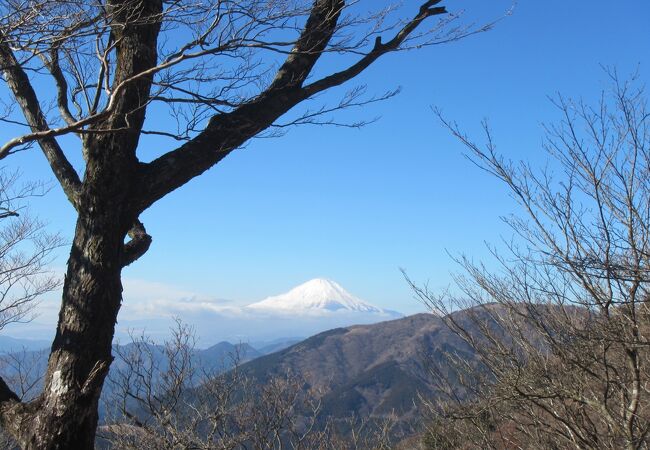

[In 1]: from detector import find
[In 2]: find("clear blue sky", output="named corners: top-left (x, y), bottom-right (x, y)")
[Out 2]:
top-left (3, 0), bottom-right (649, 324)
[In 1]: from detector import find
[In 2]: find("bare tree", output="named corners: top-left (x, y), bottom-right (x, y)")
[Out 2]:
top-left (0, 1), bottom-right (493, 447)
top-left (100, 321), bottom-right (398, 450)
top-left (0, 170), bottom-right (61, 332)
top-left (0, 169), bottom-right (61, 450)
top-left (411, 74), bottom-right (650, 449)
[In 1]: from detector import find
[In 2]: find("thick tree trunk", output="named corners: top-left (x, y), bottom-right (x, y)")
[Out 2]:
top-left (22, 226), bottom-right (124, 448)
top-left (19, 221), bottom-right (124, 448)
top-left (9, 2), bottom-right (161, 445)
top-left (15, 152), bottom-right (137, 449)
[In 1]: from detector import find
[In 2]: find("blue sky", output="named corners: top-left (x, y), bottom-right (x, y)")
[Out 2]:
top-left (2, 0), bottom-right (649, 340)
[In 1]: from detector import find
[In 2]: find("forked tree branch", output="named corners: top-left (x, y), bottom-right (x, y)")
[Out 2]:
top-left (137, 0), bottom-right (448, 212)
top-left (0, 32), bottom-right (81, 208)
top-left (304, 2), bottom-right (447, 96)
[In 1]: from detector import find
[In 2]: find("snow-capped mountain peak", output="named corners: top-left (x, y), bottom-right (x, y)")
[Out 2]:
top-left (247, 278), bottom-right (393, 315)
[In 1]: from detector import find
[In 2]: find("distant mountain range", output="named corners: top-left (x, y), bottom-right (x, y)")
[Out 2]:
top-left (105, 341), bottom-right (264, 396)
top-left (3, 305), bottom-right (509, 446)
top-left (2, 278), bottom-right (444, 440)
top-left (0, 337), bottom-right (298, 411)
top-left (0, 336), bottom-right (51, 353)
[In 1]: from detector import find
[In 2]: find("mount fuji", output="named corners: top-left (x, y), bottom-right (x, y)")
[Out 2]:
top-left (246, 278), bottom-right (401, 318)
top-left (110, 278), bottom-right (405, 345)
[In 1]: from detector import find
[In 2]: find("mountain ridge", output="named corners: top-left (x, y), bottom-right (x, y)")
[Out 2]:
top-left (237, 311), bottom-right (456, 423)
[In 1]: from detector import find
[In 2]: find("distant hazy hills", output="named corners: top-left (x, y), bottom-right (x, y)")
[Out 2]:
top-left (1, 309), bottom-right (477, 423)
top-left (0, 338), bottom-right (297, 408)
top-left (2, 305), bottom-right (506, 446)
top-left (0, 281), bottom-right (480, 432)
top-left (0, 336), bottom-right (50, 353)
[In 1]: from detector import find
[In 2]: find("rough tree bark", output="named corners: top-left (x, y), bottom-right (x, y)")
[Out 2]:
top-left (0, 0), bottom-right (466, 448)
top-left (0, 1), bottom-right (162, 447)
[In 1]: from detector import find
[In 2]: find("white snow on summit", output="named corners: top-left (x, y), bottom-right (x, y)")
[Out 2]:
top-left (111, 278), bottom-right (404, 343)
top-left (247, 278), bottom-right (398, 316)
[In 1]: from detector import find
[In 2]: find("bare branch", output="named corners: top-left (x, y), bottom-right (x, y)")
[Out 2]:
top-left (0, 32), bottom-right (81, 207)
top-left (137, 0), bottom-right (461, 211)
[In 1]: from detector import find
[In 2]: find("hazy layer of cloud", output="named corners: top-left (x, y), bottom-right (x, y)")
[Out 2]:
top-left (4, 276), bottom-right (403, 347)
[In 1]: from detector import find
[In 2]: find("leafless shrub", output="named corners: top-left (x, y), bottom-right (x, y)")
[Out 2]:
top-left (0, 170), bottom-right (61, 329)
top-left (411, 73), bottom-right (650, 449)
top-left (100, 320), bottom-right (399, 450)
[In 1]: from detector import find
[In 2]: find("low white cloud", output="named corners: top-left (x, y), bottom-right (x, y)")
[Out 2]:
top-left (8, 276), bottom-right (403, 346)
top-left (121, 278), bottom-right (243, 318)
top-left (116, 277), bottom-right (403, 346)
